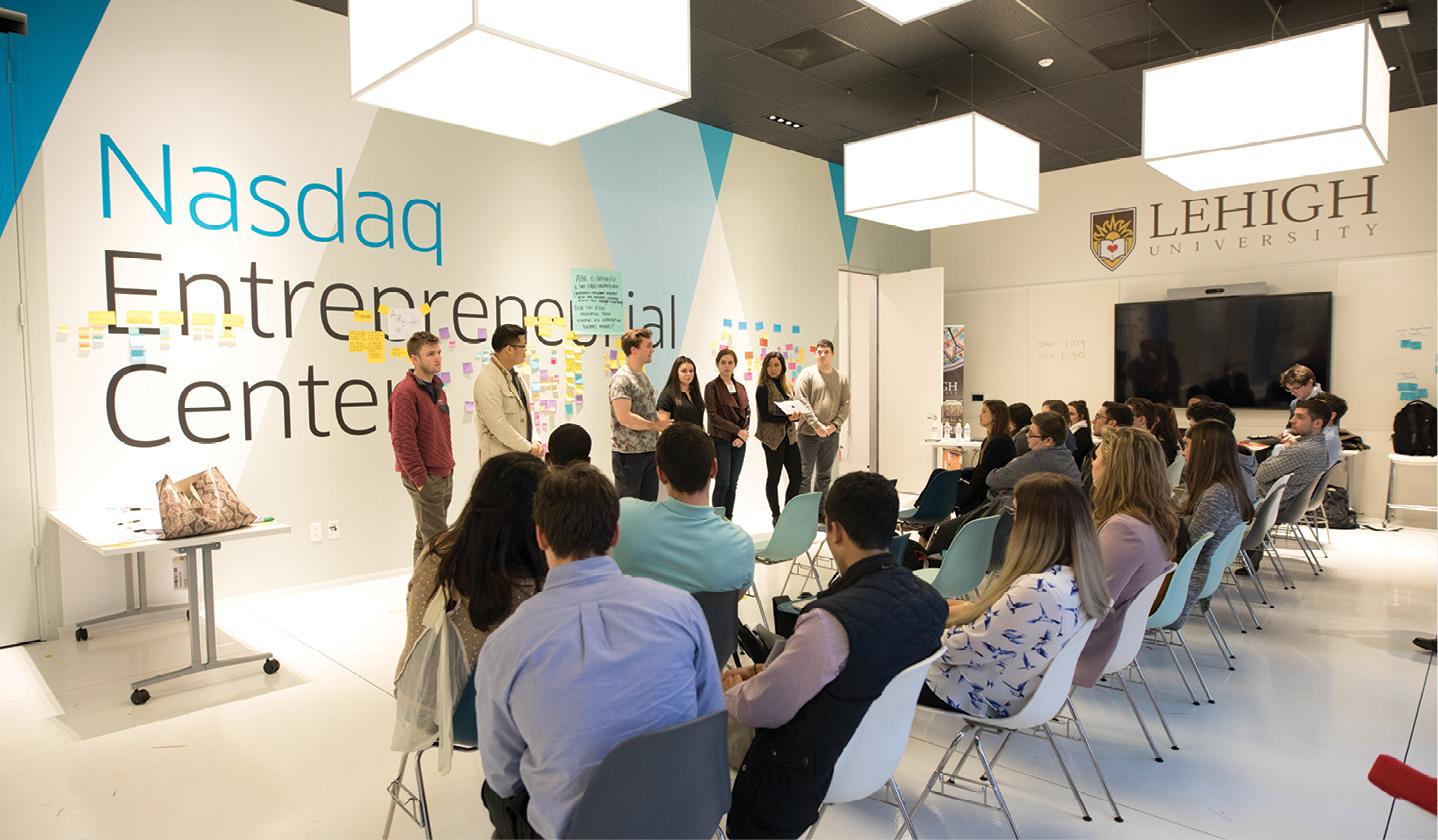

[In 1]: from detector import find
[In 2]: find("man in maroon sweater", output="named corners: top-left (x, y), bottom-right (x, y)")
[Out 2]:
top-left (389, 331), bottom-right (455, 563)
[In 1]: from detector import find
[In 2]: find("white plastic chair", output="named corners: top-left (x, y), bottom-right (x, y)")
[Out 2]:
top-left (911, 618), bottom-right (1120, 839)
top-left (805, 649), bottom-right (944, 840)
top-left (1083, 572), bottom-right (1177, 762)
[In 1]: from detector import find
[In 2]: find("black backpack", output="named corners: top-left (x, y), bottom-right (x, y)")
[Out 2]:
top-left (1393, 400), bottom-right (1437, 456)
top-left (1322, 487), bottom-right (1359, 530)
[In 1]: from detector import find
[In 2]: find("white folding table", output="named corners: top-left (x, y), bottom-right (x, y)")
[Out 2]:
top-left (47, 509), bottom-right (290, 705)
top-left (926, 438), bottom-right (981, 471)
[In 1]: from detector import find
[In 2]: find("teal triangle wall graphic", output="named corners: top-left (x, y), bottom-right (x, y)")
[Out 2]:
top-left (828, 161), bottom-right (858, 264)
top-left (697, 123), bottom-right (732, 200)
top-left (0, 0), bottom-right (111, 235)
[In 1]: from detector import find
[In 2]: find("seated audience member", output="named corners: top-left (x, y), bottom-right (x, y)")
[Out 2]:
top-left (1068, 399), bottom-right (1093, 465)
top-left (1281, 363), bottom-right (1342, 457)
top-left (1075, 427), bottom-right (1177, 687)
top-left (544, 423), bottom-right (591, 467)
top-left (1185, 400), bottom-right (1257, 502)
top-left (474, 464), bottom-right (724, 839)
top-left (920, 473), bottom-right (1112, 717)
top-left (1257, 398), bottom-right (1333, 508)
top-left (1187, 393), bottom-right (1213, 409)
top-left (1155, 403), bottom-right (1182, 462)
top-left (987, 411), bottom-right (1082, 492)
top-left (724, 472), bottom-right (947, 838)
top-left (1127, 397), bottom-right (1178, 464)
top-left (1009, 402), bottom-right (1034, 455)
top-left (397, 452), bottom-right (547, 746)
top-left (1044, 399), bottom-right (1079, 454)
top-left (1170, 420), bottom-right (1255, 625)
top-left (955, 400), bottom-right (1016, 515)
top-left (612, 423), bottom-right (755, 594)
top-left (1272, 391), bottom-right (1346, 468)
top-left (1082, 401), bottom-right (1134, 492)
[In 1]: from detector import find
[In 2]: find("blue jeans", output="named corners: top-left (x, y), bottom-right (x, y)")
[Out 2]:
top-left (713, 439), bottom-right (747, 519)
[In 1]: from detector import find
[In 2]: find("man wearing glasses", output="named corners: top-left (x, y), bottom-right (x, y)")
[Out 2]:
top-left (475, 323), bottom-right (546, 471)
top-left (986, 410), bottom-right (1082, 493)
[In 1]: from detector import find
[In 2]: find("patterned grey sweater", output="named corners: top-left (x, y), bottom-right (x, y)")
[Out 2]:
top-left (1172, 482), bottom-right (1245, 626)
top-left (1256, 433), bottom-right (1328, 508)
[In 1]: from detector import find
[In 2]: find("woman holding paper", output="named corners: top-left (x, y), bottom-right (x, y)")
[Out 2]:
top-left (755, 351), bottom-right (803, 525)
top-left (705, 348), bottom-right (751, 520)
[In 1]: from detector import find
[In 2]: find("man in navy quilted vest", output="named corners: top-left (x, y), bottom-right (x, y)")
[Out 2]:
top-left (724, 471), bottom-right (946, 838)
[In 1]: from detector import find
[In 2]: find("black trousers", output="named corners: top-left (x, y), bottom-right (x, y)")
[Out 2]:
top-left (612, 450), bottom-right (658, 501)
top-left (482, 782), bottom-right (543, 839)
top-left (763, 437), bottom-right (802, 519)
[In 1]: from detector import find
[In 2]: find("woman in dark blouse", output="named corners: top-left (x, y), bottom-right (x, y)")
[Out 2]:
top-left (956, 400), bottom-right (1017, 515)
top-left (1068, 399), bottom-right (1093, 466)
top-left (704, 348), bottom-right (751, 520)
top-left (1009, 402), bottom-right (1034, 455)
top-left (657, 355), bottom-right (705, 429)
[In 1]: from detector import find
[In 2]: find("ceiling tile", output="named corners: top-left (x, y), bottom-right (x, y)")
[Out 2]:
top-left (692, 0), bottom-right (809, 48)
top-left (1039, 119), bottom-right (1130, 156)
top-left (1045, 73), bottom-right (1141, 120)
top-left (731, 117), bottom-right (825, 150)
top-left (913, 52), bottom-right (1030, 104)
top-left (820, 8), bottom-right (963, 68)
top-left (852, 73), bottom-right (970, 121)
top-left (1041, 143), bottom-right (1086, 171)
top-left (1090, 29), bottom-right (1192, 71)
top-left (784, 90), bottom-right (905, 134)
top-left (924, 0), bottom-right (1048, 50)
top-left (806, 50), bottom-right (900, 87)
top-left (758, 29), bottom-right (858, 69)
top-left (692, 28), bottom-right (746, 69)
top-left (763, 0), bottom-right (865, 26)
top-left (1082, 147), bottom-right (1139, 164)
top-left (1150, 0), bottom-right (1276, 51)
top-left (1024, 0), bottom-right (1137, 25)
top-left (686, 74), bottom-right (785, 125)
top-left (1390, 93), bottom-right (1423, 111)
top-left (699, 52), bottom-right (839, 105)
top-left (978, 91), bottom-right (1086, 133)
top-left (983, 26), bottom-right (1114, 85)
top-left (1101, 108), bottom-right (1142, 147)
top-left (1057, 2), bottom-right (1158, 51)
top-left (1265, 0), bottom-right (1389, 30)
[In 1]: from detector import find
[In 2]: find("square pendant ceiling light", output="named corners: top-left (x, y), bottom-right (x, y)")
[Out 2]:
top-left (859, 0), bottom-right (974, 25)
top-left (1144, 21), bottom-right (1388, 191)
top-left (844, 113), bottom-right (1039, 231)
top-left (349, 0), bottom-right (689, 146)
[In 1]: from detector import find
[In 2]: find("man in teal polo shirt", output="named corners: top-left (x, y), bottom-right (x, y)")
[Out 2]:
top-left (613, 423), bottom-right (755, 594)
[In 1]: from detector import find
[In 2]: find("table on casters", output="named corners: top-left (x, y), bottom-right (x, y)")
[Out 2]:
top-left (48, 510), bottom-right (290, 705)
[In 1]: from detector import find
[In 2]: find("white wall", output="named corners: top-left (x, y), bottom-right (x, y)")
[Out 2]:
top-left (933, 107), bottom-right (1438, 517)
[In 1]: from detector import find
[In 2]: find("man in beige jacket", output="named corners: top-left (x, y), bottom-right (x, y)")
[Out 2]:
top-left (475, 323), bottom-right (545, 469)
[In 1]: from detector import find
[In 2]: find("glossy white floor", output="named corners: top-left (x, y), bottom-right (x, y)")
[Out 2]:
top-left (2, 521), bottom-right (1434, 840)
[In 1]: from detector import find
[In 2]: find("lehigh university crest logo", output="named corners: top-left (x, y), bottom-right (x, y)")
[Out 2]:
top-left (1090, 208), bottom-right (1136, 271)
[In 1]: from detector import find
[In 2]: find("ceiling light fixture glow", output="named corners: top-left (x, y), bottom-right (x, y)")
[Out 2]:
top-left (857, 0), bottom-right (975, 26)
top-left (767, 114), bottom-right (805, 128)
top-left (1037, 57), bottom-right (1055, 67)
top-left (843, 112), bottom-right (1039, 231)
top-left (1143, 21), bottom-right (1388, 191)
top-left (348, 0), bottom-right (689, 146)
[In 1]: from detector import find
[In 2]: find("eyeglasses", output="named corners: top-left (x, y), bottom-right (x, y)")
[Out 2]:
top-left (1025, 432), bottom-right (1043, 440)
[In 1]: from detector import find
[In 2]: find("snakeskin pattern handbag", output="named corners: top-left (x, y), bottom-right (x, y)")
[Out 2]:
top-left (156, 467), bottom-right (257, 539)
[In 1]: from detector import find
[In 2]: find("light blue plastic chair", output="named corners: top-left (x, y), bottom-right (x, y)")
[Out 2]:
top-left (913, 515), bottom-right (1000, 598)
top-left (1145, 531), bottom-right (1213, 706)
top-left (750, 491), bottom-right (823, 628)
top-left (1190, 525), bottom-right (1246, 670)
top-left (897, 469), bottom-right (964, 533)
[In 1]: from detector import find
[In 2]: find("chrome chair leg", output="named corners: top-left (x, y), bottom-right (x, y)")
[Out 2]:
top-left (382, 752), bottom-right (408, 840)
top-left (804, 804), bottom-right (829, 840)
top-left (1064, 699), bottom-right (1123, 823)
top-left (1203, 610), bottom-right (1236, 668)
top-left (1131, 660), bottom-right (1179, 751)
top-left (1174, 628), bottom-right (1215, 703)
top-left (888, 777), bottom-right (919, 840)
top-left (1151, 629), bottom-right (1200, 705)
top-left (1219, 578), bottom-right (1249, 633)
top-left (912, 726), bottom-right (967, 817)
top-left (413, 747), bottom-right (433, 840)
top-left (972, 735), bottom-right (1019, 839)
top-left (1040, 722), bottom-right (1093, 822)
top-left (1226, 565), bottom-right (1263, 629)
top-left (1112, 674), bottom-right (1163, 762)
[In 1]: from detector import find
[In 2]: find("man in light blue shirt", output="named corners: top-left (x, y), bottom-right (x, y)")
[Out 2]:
top-left (474, 463), bottom-right (724, 839)
top-left (614, 423), bottom-right (755, 594)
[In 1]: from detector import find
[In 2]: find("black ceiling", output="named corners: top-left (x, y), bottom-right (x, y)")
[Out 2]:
top-left (301, 0), bottom-right (1435, 172)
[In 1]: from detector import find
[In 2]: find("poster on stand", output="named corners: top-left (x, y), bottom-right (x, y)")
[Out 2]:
top-left (942, 324), bottom-right (966, 469)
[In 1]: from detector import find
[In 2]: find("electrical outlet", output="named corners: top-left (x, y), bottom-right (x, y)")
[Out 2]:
top-left (327, 520), bottom-right (341, 540)
top-left (309, 521), bottom-right (323, 543)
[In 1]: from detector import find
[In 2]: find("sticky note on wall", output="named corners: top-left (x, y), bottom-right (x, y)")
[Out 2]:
top-left (222, 313), bottom-right (245, 328)
top-left (88, 310), bottom-right (117, 327)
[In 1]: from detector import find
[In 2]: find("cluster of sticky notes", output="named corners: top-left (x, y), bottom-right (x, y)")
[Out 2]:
top-left (128, 328), bottom-right (146, 363)
top-left (77, 326), bottom-right (91, 350)
top-left (1400, 339), bottom-right (1424, 350)
top-left (1398, 381), bottom-right (1429, 400)
top-left (219, 327), bottom-right (238, 347)
top-left (56, 324), bottom-right (69, 342)
top-left (348, 329), bottom-right (387, 363)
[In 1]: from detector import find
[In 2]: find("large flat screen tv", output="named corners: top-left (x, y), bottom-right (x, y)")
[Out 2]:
top-left (1114, 292), bottom-right (1332, 409)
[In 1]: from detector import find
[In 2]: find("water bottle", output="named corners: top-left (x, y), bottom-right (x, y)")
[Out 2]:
top-left (962, 422), bottom-right (972, 440)
top-left (929, 416), bottom-right (940, 440)
top-left (942, 421), bottom-right (953, 439)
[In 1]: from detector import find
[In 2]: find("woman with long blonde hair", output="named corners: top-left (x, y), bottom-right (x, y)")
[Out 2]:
top-left (1074, 426), bottom-right (1177, 687)
top-left (920, 473), bottom-right (1112, 718)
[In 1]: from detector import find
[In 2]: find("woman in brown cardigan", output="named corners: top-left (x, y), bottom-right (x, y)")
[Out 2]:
top-left (705, 348), bottom-right (751, 520)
